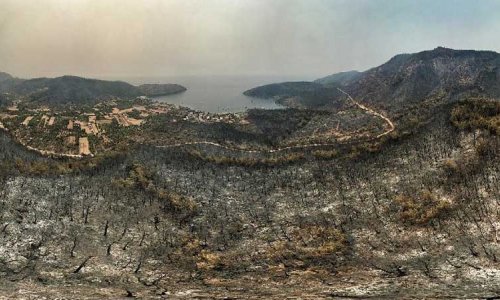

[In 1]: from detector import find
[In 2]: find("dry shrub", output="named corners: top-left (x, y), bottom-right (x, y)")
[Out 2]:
top-left (394, 190), bottom-right (452, 225)
top-left (347, 146), bottom-right (362, 159)
top-left (442, 159), bottom-right (460, 175)
top-left (114, 163), bottom-right (197, 218)
top-left (442, 154), bottom-right (481, 178)
top-left (475, 137), bottom-right (498, 157)
top-left (292, 226), bottom-right (348, 258)
top-left (158, 188), bottom-right (197, 215)
top-left (266, 225), bottom-right (350, 270)
top-left (188, 149), bottom-right (305, 166)
top-left (193, 225), bottom-right (350, 274)
top-left (312, 149), bottom-right (339, 159)
top-left (451, 99), bottom-right (500, 135)
top-left (197, 250), bottom-right (223, 271)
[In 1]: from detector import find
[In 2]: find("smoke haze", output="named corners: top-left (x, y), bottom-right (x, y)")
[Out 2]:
top-left (1, 0), bottom-right (500, 78)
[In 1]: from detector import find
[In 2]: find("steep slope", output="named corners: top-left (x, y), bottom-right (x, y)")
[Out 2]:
top-left (344, 47), bottom-right (500, 111)
top-left (0, 72), bottom-right (24, 92)
top-left (314, 70), bottom-right (361, 85)
top-left (245, 47), bottom-right (500, 113)
top-left (0, 94), bottom-right (13, 107)
top-left (243, 81), bottom-right (344, 109)
top-left (0, 98), bottom-right (498, 298)
top-left (0, 72), bottom-right (13, 82)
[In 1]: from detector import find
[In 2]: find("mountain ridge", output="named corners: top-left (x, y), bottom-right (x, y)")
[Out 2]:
top-left (314, 70), bottom-right (361, 85)
top-left (244, 47), bottom-right (500, 111)
top-left (0, 73), bottom-right (186, 105)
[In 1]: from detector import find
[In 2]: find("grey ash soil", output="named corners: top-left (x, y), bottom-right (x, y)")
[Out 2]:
top-left (0, 103), bottom-right (498, 298)
top-left (1, 48), bottom-right (500, 298)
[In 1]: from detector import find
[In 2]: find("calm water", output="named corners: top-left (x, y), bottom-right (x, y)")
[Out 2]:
top-left (113, 75), bottom-right (311, 113)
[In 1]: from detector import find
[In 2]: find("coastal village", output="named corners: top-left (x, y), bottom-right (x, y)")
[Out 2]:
top-left (0, 98), bottom-right (250, 157)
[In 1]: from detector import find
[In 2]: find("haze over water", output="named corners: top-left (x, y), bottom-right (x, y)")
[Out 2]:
top-left (3, 0), bottom-right (500, 81)
top-left (113, 75), bottom-right (312, 113)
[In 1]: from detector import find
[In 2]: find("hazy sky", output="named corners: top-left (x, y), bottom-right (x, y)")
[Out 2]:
top-left (1, 0), bottom-right (500, 79)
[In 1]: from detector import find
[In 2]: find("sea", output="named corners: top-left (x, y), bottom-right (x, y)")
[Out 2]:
top-left (107, 75), bottom-right (313, 113)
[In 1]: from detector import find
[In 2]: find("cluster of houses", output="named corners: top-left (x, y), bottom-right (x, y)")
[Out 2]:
top-left (182, 111), bottom-right (249, 124)
top-left (1, 101), bottom-right (255, 157)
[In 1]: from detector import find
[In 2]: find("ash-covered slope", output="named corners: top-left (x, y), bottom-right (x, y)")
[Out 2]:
top-left (343, 47), bottom-right (500, 111)
top-left (314, 70), bottom-right (361, 85)
top-left (0, 97), bottom-right (498, 298)
top-left (245, 47), bottom-right (500, 111)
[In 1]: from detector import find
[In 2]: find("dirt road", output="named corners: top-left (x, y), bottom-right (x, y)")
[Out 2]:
top-left (157, 90), bottom-right (396, 154)
top-left (337, 88), bottom-right (395, 137)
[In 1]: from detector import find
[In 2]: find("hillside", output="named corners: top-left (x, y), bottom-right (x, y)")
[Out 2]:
top-left (0, 48), bottom-right (499, 298)
top-left (137, 83), bottom-right (187, 97)
top-left (0, 73), bottom-right (186, 106)
top-left (342, 47), bottom-right (500, 112)
top-left (0, 97), bottom-right (498, 298)
top-left (245, 47), bottom-right (500, 112)
top-left (0, 72), bottom-right (13, 82)
top-left (0, 72), bottom-right (24, 92)
top-left (243, 81), bottom-right (344, 109)
top-left (314, 70), bottom-right (361, 85)
top-left (0, 93), bottom-right (18, 107)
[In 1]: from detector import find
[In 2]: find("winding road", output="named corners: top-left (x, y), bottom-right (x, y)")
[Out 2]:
top-left (4, 90), bottom-right (396, 158)
top-left (156, 89), bottom-right (396, 154)
top-left (336, 88), bottom-right (395, 138)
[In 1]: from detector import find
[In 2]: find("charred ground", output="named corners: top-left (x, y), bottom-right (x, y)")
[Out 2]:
top-left (0, 48), bottom-right (499, 298)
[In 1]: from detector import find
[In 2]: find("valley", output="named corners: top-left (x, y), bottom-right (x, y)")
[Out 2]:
top-left (0, 83), bottom-right (391, 161)
top-left (0, 48), bottom-right (499, 299)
